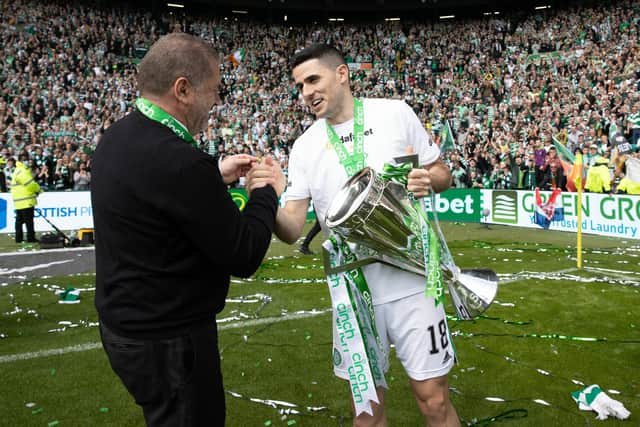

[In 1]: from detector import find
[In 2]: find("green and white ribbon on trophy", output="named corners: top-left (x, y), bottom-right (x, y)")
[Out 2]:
top-left (378, 162), bottom-right (445, 307)
top-left (321, 162), bottom-right (445, 416)
top-left (323, 98), bottom-right (387, 416)
top-left (325, 155), bottom-right (499, 328)
top-left (323, 235), bottom-right (388, 416)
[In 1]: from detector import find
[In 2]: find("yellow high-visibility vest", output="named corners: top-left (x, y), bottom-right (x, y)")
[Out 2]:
top-left (617, 177), bottom-right (640, 195)
top-left (10, 162), bottom-right (41, 210)
top-left (584, 163), bottom-right (611, 193)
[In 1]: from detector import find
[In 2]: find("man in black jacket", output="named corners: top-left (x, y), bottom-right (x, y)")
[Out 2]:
top-left (91, 33), bottom-right (285, 426)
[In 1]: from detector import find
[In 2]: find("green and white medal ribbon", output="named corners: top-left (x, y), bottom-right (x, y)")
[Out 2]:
top-left (379, 163), bottom-right (445, 307)
top-left (326, 98), bottom-right (365, 177)
top-left (135, 98), bottom-right (198, 148)
top-left (323, 235), bottom-right (387, 416)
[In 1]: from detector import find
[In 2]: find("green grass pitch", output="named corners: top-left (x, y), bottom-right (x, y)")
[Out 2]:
top-left (1, 222), bottom-right (639, 426)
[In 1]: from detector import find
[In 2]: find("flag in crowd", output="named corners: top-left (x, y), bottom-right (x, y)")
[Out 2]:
top-left (439, 119), bottom-right (455, 153)
top-left (552, 134), bottom-right (581, 191)
top-left (608, 119), bottom-right (619, 143)
top-left (486, 106), bottom-right (494, 127)
top-left (552, 135), bottom-right (575, 164)
top-left (626, 157), bottom-right (640, 182)
top-left (533, 187), bottom-right (565, 229)
top-left (573, 151), bottom-right (584, 190)
top-left (228, 48), bottom-right (246, 67)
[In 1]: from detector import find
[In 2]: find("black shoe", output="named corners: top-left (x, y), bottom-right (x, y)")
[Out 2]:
top-left (299, 246), bottom-right (314, 255)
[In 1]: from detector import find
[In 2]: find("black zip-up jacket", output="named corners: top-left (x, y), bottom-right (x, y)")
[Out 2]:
top-left (91, 110), bottom-right (278, 339)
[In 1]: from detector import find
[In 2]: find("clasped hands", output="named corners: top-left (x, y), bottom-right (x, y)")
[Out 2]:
top-left (219, 154), bottom-right (286, 197)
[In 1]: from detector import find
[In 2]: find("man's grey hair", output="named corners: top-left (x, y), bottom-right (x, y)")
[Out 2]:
top-left (137, 33), bottom-right (219, 96)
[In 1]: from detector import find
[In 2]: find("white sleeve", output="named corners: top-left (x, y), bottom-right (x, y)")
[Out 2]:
top-left (284, 140), bottom-right (311, 202)
top-left (399, 101), bottom-right (440, 166)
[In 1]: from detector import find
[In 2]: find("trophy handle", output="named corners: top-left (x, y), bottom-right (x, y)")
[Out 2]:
top-left (322, 246), bottom-right (498, 321)
top-left (427, 190), bottom-right (499, 319)
top-left (322, 248), bottom-right (378, 275)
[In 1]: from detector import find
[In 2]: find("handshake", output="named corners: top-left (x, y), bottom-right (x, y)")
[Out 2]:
top-left (219, 154), bottom-right (286, 198)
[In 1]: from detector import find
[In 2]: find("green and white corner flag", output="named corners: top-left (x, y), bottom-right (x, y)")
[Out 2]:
top-left (571, 384), bottom-right (630, 420)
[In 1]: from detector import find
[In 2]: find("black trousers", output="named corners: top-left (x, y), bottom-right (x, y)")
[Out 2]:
top-left (301, 219), bottom-right (321, 248)
top-left (100, 321), bottom-right (225, 426)
top-left (15, 207), bottom-right (36, 243)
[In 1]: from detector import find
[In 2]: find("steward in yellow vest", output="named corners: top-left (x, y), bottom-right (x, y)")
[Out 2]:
top-left (10, 157), bottom-right (41, 243)
top-left (584, 157), bottom-right (611, 193)
top-left (617, 177), bottom-right (640, 195)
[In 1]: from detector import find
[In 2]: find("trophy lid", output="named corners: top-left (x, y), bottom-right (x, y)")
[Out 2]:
top-left (325, 167), bottom-right (374, 228)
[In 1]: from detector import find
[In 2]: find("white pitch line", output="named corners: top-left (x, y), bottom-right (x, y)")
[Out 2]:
top-left (0, 342), bottom-right (103, 364)
top-left (0, 259), bottom-right (74, 275)
top-left (550, 267), bottom-right (579, 275)
top-left (583, 266), bottom-right (640, 281)
top-left (498, 267), bottom-right (578, 284)
top-left (217, 309), bottom-right (330, 330)
top-left (0, 309), bottom-right (331, 364)
top-left (0, 247), bottom-right (94, 257)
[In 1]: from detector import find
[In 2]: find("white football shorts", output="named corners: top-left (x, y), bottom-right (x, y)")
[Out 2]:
top-left (332, 291), bottom-right (455, 381)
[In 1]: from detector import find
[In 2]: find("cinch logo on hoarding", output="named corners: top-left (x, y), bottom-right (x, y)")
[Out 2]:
top-left (0, 198), bottom-right (6, 230)
top-left (492, 191), bottom-right (518, 224)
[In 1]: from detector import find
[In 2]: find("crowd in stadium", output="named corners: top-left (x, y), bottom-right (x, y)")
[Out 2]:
top-left (0, 0), bottom-right (639, 193)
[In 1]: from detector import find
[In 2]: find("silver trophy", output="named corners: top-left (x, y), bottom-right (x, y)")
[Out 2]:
top-left (325, 159), bottom-right (498, 320)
